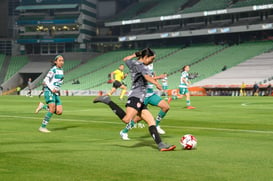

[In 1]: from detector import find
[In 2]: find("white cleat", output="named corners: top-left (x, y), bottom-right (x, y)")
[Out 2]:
top-left (39, 127), bottom-right (51, 133)
top-left (120, 131), bottom-right (130, 140)
top-left (156, 126), bottom-right (166, 135)
top-left (35, 102), bottom-right (44, 114)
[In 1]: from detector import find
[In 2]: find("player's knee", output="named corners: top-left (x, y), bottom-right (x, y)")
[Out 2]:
top-left (56, 110), bottom-right (62, 115)
top-left (162, 105), bottom-right (170, 112)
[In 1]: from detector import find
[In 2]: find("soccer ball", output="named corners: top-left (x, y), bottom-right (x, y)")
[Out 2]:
top-left (180, 134), bottom-right (197, 150)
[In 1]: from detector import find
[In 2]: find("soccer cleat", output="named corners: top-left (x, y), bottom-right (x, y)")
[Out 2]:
top-left (167, 97), bottom-right (172, 104)
top-left (120, 131), bottom-right (130, 140)
top-left (93, 95), bottom-right (111, 104)
top-left (187, 106), bottom-right (196, 109)
top-left (39, 127), bottom-right (51, 133)
top-left (158, 143), bottom-right (176, 151)
top-left (156, 126), bottom-right (166, 135)
top-left (35, 102), bottom-right (44, 114)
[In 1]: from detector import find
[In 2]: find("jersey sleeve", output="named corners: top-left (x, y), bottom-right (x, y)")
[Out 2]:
top-left (43, 68), bottom-right (55, 91)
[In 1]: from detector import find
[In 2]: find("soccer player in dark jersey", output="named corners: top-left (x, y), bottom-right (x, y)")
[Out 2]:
top-left (93, 48), bottom-right (176, 151)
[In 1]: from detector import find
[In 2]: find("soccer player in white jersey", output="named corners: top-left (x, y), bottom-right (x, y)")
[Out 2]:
top-left (37, 55), bottom-right (64, 133)
top-left (179, 65), bottom-right (195, 109)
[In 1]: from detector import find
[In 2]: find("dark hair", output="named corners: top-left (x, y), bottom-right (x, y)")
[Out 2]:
top-left (135, 48), bottom-right (155, 58)
top-left (51, 55), bottom-right (63, 66)
top-left (182, 65), bottom-right (189, 71)
top-left (54, 55), bottom-right (63, 61)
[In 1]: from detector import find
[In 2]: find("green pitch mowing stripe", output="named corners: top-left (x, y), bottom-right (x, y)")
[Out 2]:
top-left (0, 96), bottom-right (273, 181)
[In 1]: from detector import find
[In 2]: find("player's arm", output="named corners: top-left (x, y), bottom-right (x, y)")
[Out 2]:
top-left (153, 74), bottom-right (166, 80)
top-left (43, 71), bottom-right (59, 93)
top-left (144, 74), bottom-right (162, 91)
top-left (123, 53), bottom-right (137, 61)
top-left (110, 71), bottom-right (116, 81)
top-left (182, 77), bottom-right (189, 86)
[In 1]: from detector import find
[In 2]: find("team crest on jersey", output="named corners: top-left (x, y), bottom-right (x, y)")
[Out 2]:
top-left (137, 102), bottom-right (141, 108)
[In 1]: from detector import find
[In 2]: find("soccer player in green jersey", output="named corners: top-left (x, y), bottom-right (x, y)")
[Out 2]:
top-left (37, 55), bottom-right (64, 133)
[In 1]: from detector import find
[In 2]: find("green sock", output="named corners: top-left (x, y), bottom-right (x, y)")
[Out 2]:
top-left (41, 112), bottom-right (53, 128)
top-left (156, 110), bottom-right (166, 126)
top-left (42, 105), bottom-right (49, 111)
top-left (122, 120), bottom-right (135, 133)
top-left (186, 100), bottom-right (191, 106)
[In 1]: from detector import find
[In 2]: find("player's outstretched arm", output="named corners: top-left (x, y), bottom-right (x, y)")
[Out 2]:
top-left (123, 53), bottom-right (137, 61)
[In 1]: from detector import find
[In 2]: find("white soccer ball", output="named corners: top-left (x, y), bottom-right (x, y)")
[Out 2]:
top-left (180, 134), bottom-right (197, 150)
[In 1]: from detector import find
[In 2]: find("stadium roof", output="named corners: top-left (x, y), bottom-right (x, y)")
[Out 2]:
top-left (16, 4), bottom-right (78, 11)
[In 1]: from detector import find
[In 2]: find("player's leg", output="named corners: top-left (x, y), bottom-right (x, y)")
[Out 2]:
top-left (119, 115), bottom-right (141, 140)
top-left (155, 99), bottom-right (169, 134)
top-left (140, 109), bottom-right (176, 151)
top-left (185, 91), bottom-right (195, 109)
top-left (93, 95), bottom-right (127, 121)
top-left (35, 102), bottom-right (49, 113)
top-left (148, 94), bottom-right (169, 134)
top-left (119, 84), bottom-right (127, 100)
top-left (39, 91), bottom-right (55, 133)
top-left (39, 103), bottom-right (55, 133)
top-left (55, 95), bottom-right (63, 115)
top-left (107, 87), bottom-right (116, 96)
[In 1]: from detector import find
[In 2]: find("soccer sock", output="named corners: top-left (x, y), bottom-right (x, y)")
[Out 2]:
top-left (186, 100), bottom-right (191, 106)
top-left (120, 89), bottom-right (126, 99)
top-left (41, 112), bottom-right (53, 128)
top-left (149, 125), bottom-right (162, 144)
top-left (121, 120), bottom-right (135, 133)
top-left (42, 105), bottom-right (49, 111)
top-left (108, 101), bottom-right (126, 120)
top-left (155, 110), bottom-right (166, 126)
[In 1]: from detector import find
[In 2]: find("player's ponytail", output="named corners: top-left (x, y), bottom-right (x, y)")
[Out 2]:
top-left (135, 48), bottom-right (155, 58)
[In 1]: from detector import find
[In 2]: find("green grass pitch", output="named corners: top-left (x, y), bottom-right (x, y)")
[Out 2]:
top-left (1, 95), bottom-right (273, 181)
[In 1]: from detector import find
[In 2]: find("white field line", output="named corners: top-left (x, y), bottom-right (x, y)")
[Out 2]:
top-left (0, 114), bottom-right (273, 134)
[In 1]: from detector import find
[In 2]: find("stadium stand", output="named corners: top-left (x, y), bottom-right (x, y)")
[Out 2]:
top-left (112, 1), bottom-right (156, 21)
top-left (180, 0), bottom-right (230, 14)
top-left (190, 41), bottom-right (273, 86)
top-left (195, 51), bottom-right (273, 86)
top-left (61, 47), bottom-right (180, 90)
top-left (4, 56), bottom-right (29, 81)
top-left (231, 0), bottom-right (273, 8)
top-left (136, 0), bottom-right (188, 18)
top-left (59, 41), bottom-right (273, 91)
top-left (0, 54), bottom-right (5, 69)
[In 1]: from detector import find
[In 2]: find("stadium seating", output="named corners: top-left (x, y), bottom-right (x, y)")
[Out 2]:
top-left (182, 0), bottom-right (230, 14)
top-left (189, 41), bottom-right (273, 86)
top-left (4, 56), bottom-right (29, 81)
top-left (61, 47), bottom-right (179, 90)
top-left (231, 0), bottom-right (273, 8)
top-left (136, 0), bottom-right (188, 18)
top-left (111, 1), bottom-right (157, 21)
top-left (0, 54), bottom-right (5, 68)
